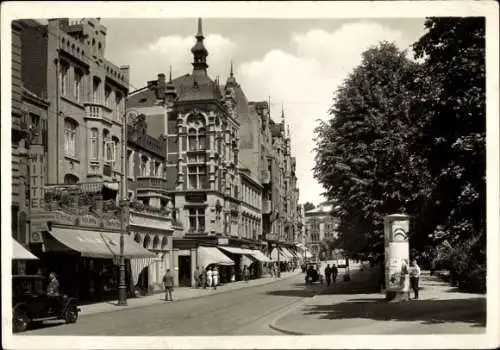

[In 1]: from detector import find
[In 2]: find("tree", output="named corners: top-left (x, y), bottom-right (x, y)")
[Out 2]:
top-left (313, 42), bottom-right (432, 256)
top-left (303, 202), bottom-right (316, 212)
top-left (412, 18), bottom-right (486, 285)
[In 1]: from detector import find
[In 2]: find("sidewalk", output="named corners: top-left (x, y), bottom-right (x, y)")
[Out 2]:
top-left (80, 270), bottom-right (301, 317)
top-left (270, 268), bottom-right (486, 335)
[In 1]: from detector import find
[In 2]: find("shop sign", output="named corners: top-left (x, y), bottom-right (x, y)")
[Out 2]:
top-left (218, 238), bottom-right (229, 245)
top-left (186, 192), bottom-right (207, 203)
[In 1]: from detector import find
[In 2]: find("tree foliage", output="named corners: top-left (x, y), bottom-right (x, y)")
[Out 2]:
top-left (313, 17), bottom-right (486, 278)
top-left (303, 202), bottom-right (316, 212)
top-left (314, 42), bottom-right (431, 255)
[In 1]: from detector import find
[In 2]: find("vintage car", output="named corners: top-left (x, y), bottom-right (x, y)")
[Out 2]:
top-left (305, 263), bottom-right (324, 284)
top-left (12, 274), bottom-right (80, 333)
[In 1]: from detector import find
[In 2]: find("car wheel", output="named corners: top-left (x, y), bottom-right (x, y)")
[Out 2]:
top-left (13, 309), bottom-right (29, 333)
top-left (64, 306), bottom-right (78, 324)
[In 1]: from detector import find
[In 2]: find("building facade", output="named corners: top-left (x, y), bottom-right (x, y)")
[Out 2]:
top-left (304, 201), bottom-right (339, 260)
top-left (13, 18), bottom-right (162, 303)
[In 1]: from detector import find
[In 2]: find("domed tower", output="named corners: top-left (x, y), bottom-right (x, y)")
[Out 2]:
top-left (191, 18), bottom-right (209, 74)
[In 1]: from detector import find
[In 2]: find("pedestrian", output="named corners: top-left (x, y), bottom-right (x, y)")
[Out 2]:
top-left (162, 269), bottom-right (174, 301)
top-left (193, 266), bottom-right (200, 289)
top-left (243, 265), bottom-right (249, 283)
top-left (46, 272), bottom-right (60, 313)
top-left (409, 260), bottom-right (421, 299)
top-left (206, 267), bottom-right (213, 289)
top-left (200, 267), bottom-right (207, 288)
top-left (332, 264), bottom-right (338, 283)
top-left (212, 266), bottom-right (219, 289)
top-left (325, 264), bottom-right (332, 286)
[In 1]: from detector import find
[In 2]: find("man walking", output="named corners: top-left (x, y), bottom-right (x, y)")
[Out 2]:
top-left (193, 266), bottom-right (200, 289)
top-left (325, 264), bottom-right (332, 286)
top-left (162, 269), bottom-right (174, 302)
top-left (332, 264), bottom-right (338, 283)
top-left (409, 260), bottom-right (421, 299)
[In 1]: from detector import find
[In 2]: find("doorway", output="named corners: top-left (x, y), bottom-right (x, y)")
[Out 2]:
top-left (178, 255), bottom-right (192, 287)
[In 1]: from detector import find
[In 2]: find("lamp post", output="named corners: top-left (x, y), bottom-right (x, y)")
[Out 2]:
top-left (117, 110), bottom-right (133, 306)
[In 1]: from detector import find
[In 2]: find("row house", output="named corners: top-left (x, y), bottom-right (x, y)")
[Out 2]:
top-left (11, 18), bottom-right (174, 303)
top-left (243, 101), bottom-right (301, 268)
top-left (304, 201), bottom-right (339, 260)
top-left (126, 19), bottom-right (273, 286)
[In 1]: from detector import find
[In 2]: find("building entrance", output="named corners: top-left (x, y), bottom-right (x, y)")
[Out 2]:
top-left (178, 255), bottom-right (192, 287)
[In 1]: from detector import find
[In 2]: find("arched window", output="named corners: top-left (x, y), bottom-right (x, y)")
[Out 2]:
top-left (64, 174), bottom-right (79, 185)
top-left (64, 118), bottom-right (78, 157)
top-left (152, 236), bottom-right (160, 250)
top-left (134, 233), bottom-right (141, 243)
top-left (143, 235), bottom-right (151, 249)
top-left (140, 155), bottom-right (149, 176)
top-left (89, 128), bottom-right (99, 160)
top-left (161, 237), bottom-right (168, 250)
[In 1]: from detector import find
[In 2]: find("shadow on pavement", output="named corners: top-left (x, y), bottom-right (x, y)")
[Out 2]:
top-left (303, 297), bottom-right (486, 327)
top-left (27, 320), bottom-right (65, 332)
top-left (265, 289), bottom-right (317, 298)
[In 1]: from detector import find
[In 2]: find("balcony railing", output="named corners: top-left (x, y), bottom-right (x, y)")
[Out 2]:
top-left (262, 200), bottom-right (272, 214)
top-left (85, 103), bottom-right (113, 121)
top-left (136, 177), bottom-right (167, 191)
top-left (261, 170), bottom-right (271, 184)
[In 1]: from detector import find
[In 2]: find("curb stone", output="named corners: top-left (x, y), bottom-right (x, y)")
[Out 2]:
top-left (268, 296), bottom-right (316, 335)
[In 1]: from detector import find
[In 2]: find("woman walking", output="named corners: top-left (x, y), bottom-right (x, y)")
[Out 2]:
top-left (213, 266), bottom-right (219, 289)
top-left (409, 260), bottom-right (421, 299)
top-left (206, 267), bottom-right (213, 289)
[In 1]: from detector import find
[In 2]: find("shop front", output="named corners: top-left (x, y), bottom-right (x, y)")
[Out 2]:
top-left (33, 225), bottom-right (155, 303)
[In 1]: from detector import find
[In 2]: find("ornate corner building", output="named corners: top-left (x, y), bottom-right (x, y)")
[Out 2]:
top-left (126, 19), bottom-right (302, 286)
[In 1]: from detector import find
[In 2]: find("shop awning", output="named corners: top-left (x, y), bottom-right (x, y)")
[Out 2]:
top-left (241, 255), bottom-right (254, 267)
top-left (198, 246), bottom-right (234, 268)
top-left (270, 248), bottom-right (290, 262)
top-left (248, 250), bottom-right (273, 263)
top-left (219, 246), bottom-right (253, 255)
top-left (12, 239), bottom-right (39, 260)
top-left (101, 232), bottom-right (156, 258)
top-left (280, 247), bottom-right (295, 260)
top-left (46, 228), bottom-right (155, 259)
top-left (305, 250), bottom-right (313, 258)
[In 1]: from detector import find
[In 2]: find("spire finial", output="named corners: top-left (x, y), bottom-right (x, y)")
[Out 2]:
top-left (281, 102), bottom-right (285, 123)
top-left (230, 60), bottom-right (234, 78)
top-left (191, 18), bottom-right (209, 72)
top-left (287, 124), bottom-right (290, 137)
top-left (197, 17), bottom-right (203, 37)
top-left (169, 66), bottom-right (172, 82)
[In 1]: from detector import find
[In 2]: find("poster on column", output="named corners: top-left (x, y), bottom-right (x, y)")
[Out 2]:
top-left (385, 242), bottom-right (409, 292)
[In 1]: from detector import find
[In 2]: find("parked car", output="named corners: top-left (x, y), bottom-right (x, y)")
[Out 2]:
top-left (305, 263), bottom-right (324, 284)
top-left (12, 274), bottom-right (80, 333)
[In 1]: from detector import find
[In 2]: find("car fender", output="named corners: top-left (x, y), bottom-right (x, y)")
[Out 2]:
top-left (60, 296), bottom-right (78, 313)
top-left (13, 303), bottom-right (30, 319)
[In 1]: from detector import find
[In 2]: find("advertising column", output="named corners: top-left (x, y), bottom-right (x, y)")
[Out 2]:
top-left (384, 214), bottom-right (410, 302)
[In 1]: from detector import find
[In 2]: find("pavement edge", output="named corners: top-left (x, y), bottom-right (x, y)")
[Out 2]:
top-left (268, 296), bottom-right (316, 335)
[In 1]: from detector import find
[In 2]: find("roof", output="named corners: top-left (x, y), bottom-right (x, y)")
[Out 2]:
top-left (127, 71), bottom-right (223, 109)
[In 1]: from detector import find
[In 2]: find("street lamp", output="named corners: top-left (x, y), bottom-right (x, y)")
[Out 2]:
top-left (117, 110), bottom-right (135, 306)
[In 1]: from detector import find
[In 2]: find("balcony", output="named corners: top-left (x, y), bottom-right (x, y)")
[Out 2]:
top-left (128, 128), bottom-right (164, 157)
top-left (261, 170), bottom-right (271, 184)
top-left (262, 200), bottom-right (272, 214)
top-left (136, 177), bottom-right (167, 191)
top-left (85, 103), bottom-right (113, 122)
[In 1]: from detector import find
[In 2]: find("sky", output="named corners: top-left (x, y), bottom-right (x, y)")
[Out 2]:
top-left (98, 17), bottom-right (427, 205)
top-left (17, 15), bottom-right (421, 205)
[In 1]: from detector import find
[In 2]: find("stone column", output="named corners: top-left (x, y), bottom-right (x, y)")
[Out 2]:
top-left (384, 214), bottom-right (410, 302)
top-left (190, 247), bottom-right (198, 287)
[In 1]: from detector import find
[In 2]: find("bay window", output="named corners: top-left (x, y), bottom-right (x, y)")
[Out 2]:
top-left (89, 128), bottom-right (98, 160)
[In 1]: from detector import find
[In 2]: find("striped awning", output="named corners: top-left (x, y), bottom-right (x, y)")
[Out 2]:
top-left (280, 247), bottom-right (295, 260)
top-left (270, 248), bottom-right (290, 262)
top-left (248, 250), bottom-right (272, 263)
top-left (198, 246), bottom-right (234, 268)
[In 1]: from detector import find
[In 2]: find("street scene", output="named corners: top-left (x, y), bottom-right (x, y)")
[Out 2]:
top-left (4, 2), bottom-right (492, 346)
